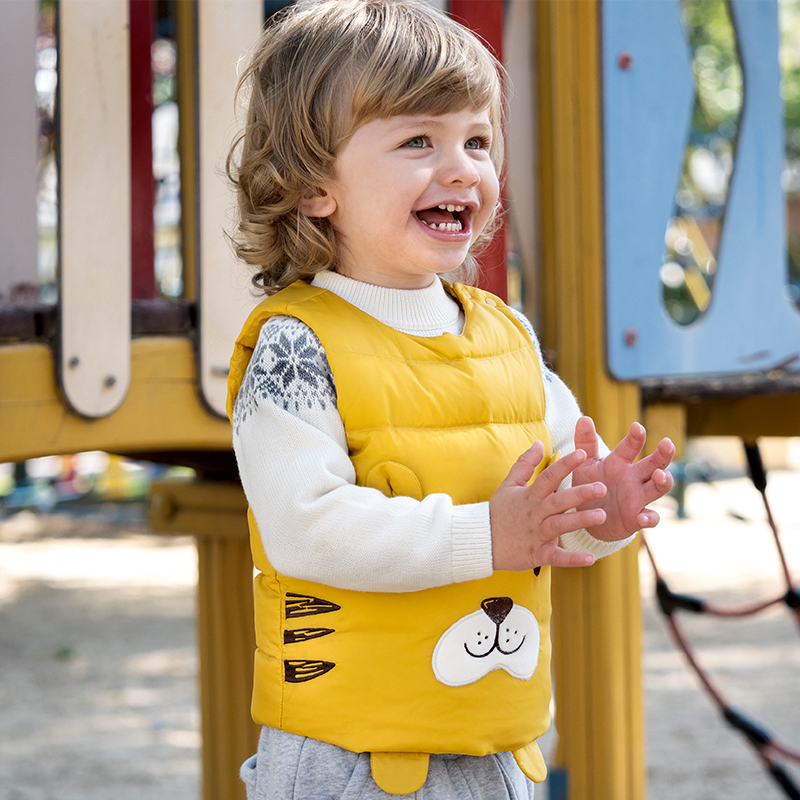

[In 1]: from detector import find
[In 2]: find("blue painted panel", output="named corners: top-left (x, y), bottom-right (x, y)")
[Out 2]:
top-left (603, 0), bottom-right (800, 380)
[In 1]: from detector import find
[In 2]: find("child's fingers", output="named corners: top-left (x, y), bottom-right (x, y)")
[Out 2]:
top-left (637, 508), bottom-right (660, 529)
top-left (539, 545), bottom-right (596, 569)
top-left (632, 447), bottom-right (676, 499)
top-left (655, 437), bottom-right (676, 468)
top-left (547, 506), bottom-right (607, 536)
top-left (613, 421), bottom-right (647, 465)
top-left (642, 468), bottom-right (674, 503)
top-left (540, 481), bottom-right (606, 517)
top-left (638, 437), bottom-right (675, 471)
top-left (501, 441), bottom-right (545, 488)
top-left (526, 448), bottom-right (587, 497)
top-left (634, 437), bottom-right (676, 478)
top-left (573, 416), bottom-right (600, 461)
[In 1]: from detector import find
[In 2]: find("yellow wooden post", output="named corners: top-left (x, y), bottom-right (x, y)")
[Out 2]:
top-left (535, 2), bottom-right (646, 798)
top-left (149, 479), bottom-right (259, 800)
top-left (644, 403), bottom-right (687, 461)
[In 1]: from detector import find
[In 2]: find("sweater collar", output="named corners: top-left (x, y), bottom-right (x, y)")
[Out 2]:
top-left (311, 271), bottom-right (464, 337)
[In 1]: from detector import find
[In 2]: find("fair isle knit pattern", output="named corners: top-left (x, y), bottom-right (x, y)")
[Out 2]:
top-left (233, 316), bottom-right (336, 437)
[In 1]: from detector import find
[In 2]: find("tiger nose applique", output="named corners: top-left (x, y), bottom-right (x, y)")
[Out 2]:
top-left (432, 597), bottom-right (540, 687)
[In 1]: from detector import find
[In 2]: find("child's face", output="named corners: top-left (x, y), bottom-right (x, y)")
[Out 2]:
top-left (314, 108), bottom-right (499, 289)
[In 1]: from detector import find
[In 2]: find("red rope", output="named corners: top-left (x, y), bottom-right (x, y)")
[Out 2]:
top-left (643, 441), bottom-right (800, 799)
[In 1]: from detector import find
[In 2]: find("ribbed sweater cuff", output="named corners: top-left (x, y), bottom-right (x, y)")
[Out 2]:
top-left (559, 528), bottom-right (637, 559)
top-left (451, 502), bottom-right (494, 583)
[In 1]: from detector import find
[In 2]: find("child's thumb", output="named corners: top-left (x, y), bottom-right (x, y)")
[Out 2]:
top-left (501, 441), bottom-right (544, 488)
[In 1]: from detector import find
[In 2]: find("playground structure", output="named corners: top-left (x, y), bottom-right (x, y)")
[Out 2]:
top-left (0, 1), bottom-right (798, 799)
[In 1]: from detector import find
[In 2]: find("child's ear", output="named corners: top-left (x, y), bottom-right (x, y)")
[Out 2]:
top-left (299, 187), bottom-right (337, 218)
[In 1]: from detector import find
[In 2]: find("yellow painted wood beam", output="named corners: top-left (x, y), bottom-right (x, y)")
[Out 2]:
top-left (149, 479), bottom-right (257, 800)
top-left (0, 338), bottom-right (230, 463)
top-left (536, 2), bottom-right (645, 798)
top-left (685, 393), bottom-right (800, 439)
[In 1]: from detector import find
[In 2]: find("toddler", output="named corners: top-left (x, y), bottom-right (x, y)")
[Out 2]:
top-left (226, 2), bottom-right (675, 798)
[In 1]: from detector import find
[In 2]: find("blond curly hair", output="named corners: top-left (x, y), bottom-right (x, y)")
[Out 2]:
top-left (226, 0), bottom-right (505, 295)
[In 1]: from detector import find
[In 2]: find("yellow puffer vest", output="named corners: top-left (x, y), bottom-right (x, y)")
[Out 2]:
top-left (227, 280), bottom-right (554, 794)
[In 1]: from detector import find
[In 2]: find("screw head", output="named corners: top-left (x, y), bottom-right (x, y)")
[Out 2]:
top-left (151, 492), bottom-right (178, 522)
top-left (104, 375), bottom-right (117, 388)
top-left (624, 327), bottom-right (638, 347)
top-left (617, 51), bottom-right (633, 70)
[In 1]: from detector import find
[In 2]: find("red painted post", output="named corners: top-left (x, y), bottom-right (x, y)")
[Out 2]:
top-left (449, 0), bottom-right (507, 301)
top-left (130, 0), bottom-right (156, 299)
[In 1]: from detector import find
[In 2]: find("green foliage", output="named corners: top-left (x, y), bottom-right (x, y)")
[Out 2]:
top-left (681, 0), bottom-right (742, 139)
top-left (780, 0), bottom-right (800, 161)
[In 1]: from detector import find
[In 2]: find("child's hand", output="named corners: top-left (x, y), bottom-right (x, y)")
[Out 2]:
top-left (489, 441), bottom-right (608, 571)
top-left (572, 416), bottom-right (675, 541)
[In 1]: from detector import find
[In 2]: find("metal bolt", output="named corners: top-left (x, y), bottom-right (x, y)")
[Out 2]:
top-left (151, 492), bottom-right (178, 522)
top-left (617, 51), bottom-right (633, 70)
top-left (104, 375), bottom-right (117, 388)
top-left (624, 327), bottom-right (638, 347)
top-left (69, 356), bottom-right (80, 368)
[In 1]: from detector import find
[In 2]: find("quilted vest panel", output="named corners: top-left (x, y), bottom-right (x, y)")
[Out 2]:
top-left (228, 280), bottom-right (554, 792)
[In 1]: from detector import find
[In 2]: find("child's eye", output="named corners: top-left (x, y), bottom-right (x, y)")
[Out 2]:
top-left (403, 135), bottom-right (429, 148)
top-left (465, 135), bottom-right (491, 151)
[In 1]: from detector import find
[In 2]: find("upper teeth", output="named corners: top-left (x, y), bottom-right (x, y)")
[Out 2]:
top-left (439, 204), bottom-right (466, 212)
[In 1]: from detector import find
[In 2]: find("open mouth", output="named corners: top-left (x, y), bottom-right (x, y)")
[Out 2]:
top-left (415, 203), bottom-right (470, 233)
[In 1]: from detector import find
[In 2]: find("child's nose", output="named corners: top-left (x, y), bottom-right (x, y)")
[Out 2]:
top-left (439, 148), bottom-right (481, 186)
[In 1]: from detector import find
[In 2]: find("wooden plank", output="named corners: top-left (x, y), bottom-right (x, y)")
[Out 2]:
top-left (196, 0), bottom-right (263, 417)
top-left (449, 0), bottom-right (507, 300)
top-left (177, 0), bottom-right (197, 302)
top-left (505, 0), bottom-right (539, 325)
top-left (59, 0), bottom-right (131, 417)
top-left (541, 2), bottom-right (645, 798)
top-left (130, 0), bottom-right (156, 300)
top-left (0, 338), bottom-right (231, 464)
top-left (195, 533), bottom-right (258, 800)
top-left (149, 478), bottom-right (258, 800)
top-left (686, 393), bottom-right (800, 439)
top-left (603, 0), bottom-right (799, 380)
top-left (0, 0), bottom-right (39, 303)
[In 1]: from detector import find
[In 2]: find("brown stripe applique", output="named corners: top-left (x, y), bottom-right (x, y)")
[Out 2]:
top-left (284, 659), bottom-right (335, 683)
top-left (283, 595), bottom-right (339, 682)
top-left (285, 592), bottom-right (341, 618)
top-left (283, 627), bottom-right (335, 644)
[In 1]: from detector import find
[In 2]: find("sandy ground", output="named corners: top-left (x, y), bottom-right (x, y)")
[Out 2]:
top-left (1, 470), bottom-right (798, 800)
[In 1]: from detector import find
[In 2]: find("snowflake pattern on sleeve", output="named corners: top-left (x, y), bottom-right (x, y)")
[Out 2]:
top-left (233, 315), bottom-right (337, 435)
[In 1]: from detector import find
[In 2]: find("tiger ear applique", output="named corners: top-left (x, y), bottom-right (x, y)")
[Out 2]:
top-left (283, 593), bottom-right (339, 682)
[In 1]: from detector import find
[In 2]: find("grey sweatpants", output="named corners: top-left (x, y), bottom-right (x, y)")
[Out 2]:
top-left (241, 726), bottom-right (536, 800)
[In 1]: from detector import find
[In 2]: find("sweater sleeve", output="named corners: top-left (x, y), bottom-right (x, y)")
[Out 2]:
top-left (510, 308), bottom-right (637, 558)
top-left (232, 315), bottom-right (493, 593)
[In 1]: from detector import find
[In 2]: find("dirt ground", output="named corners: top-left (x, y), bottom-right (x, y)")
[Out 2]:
top-left (1, 469), bottom-right (798, 800)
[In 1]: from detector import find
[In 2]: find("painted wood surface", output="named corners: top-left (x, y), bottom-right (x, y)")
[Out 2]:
top-left (58, 0), bottom-right (132, 417)
top-left (603, 0), bottom-right (799, 380)
top-left (196, 0), bottom-right (264, 417)
top-left (0, 339), bottom-right (230, 465)
top-left (0, 0), bottom-right (38, 303)
top-left (537, 3), bottom-right (645, 797)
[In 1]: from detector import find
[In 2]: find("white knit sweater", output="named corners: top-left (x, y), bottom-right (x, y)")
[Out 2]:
top-left (232, 271), bottom-right (631, 593)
